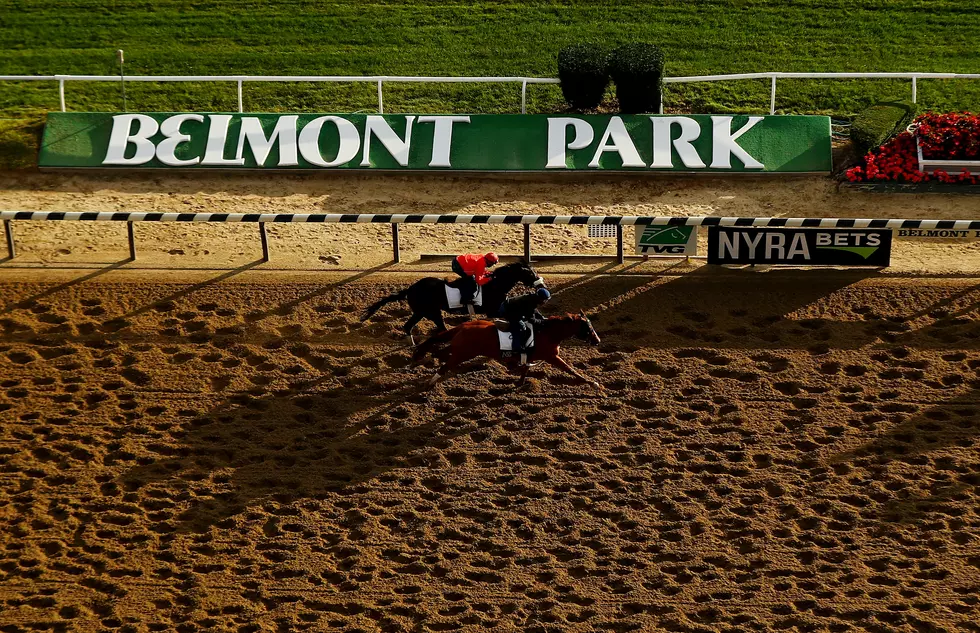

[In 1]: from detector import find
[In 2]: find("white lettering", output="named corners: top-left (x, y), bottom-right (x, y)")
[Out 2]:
top-left (589, 117), bottom-right (645, 168)
top-left (788, 233), bottom-right (810, 259)
top-left (653, 245), bottom-right (685, 254)
top-left (834, 233), bottom-right (847, 246)
top-left (201, 115), bottom-right (245, 166)
top-left (765, 232), bottom-right (786, 259)
top-left (235, 116), bottom-right (298, 166)
top-left (546, 118), bottom-right (594, 169)
top-left (743, 231), bottom-right (765, 258)
top-left (650, 117), bottom-right (705, 169)
top-left (418, 115), bottom-right (470, 167)
top-left (816, 233), bottom-right (832, 246)
top-left (103, 114), bottom-right (159, 165)
top-left (867, 233), bottom-right (881, 246)
top-left (298, 116), bottom-right (360, 167)
top-left (719, 231), bottom-right (739, 258)
top-left (155, 114), bottom-right (203, 167)
top-left (361, 116), bottom-right (415, 167)
top-left (710, 116), bottom-right (764, 169)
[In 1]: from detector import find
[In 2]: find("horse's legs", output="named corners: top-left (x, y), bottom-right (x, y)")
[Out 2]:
top-left (433, 344), bottom-right (453, 364)
top-left (517, 364), bottom-right (532, 388)
top-left (403, 312), bottom-right (424, 346)
top-left (547, 355), bottom-right (603, 391)
top-left (430, 311), bottom-right (448, 333)
top-left (426, 342), bottom-right (468, 387)
top-left (426, 358), bottom-right (457, 387)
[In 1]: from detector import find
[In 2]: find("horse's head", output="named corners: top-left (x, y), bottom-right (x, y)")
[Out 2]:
top-left (573, 310), bottom-right (601, 346)
top-left (495, 260), bottom-right (545, 290)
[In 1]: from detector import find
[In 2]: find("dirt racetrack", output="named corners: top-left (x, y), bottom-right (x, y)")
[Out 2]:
top-left (2, 263), bottom-right (980, 633)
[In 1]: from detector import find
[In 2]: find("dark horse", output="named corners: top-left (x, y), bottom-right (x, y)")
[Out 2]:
top-left (361, 261), bottom-right (544, 343)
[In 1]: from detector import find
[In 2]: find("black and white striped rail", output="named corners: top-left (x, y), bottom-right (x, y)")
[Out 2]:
top-left (2, 211), bottom-right (979, 229)
top-left (1, 212), bottom-right (977, 264)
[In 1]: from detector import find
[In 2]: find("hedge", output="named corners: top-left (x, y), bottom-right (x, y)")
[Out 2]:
top-left (608, 43), bottom-right (665, 114)
top-left (0, 116), bottom-right (43, 170)
top-left (850, 100), bottom-right (917, 154)
top-left (557, 44), bottom-right (611, 110)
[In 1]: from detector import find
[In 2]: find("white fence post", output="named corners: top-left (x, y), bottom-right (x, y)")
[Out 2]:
top-left (912, 77), bottom-right (917, 104)
top-left (377, 80), bottom-right (383, 113)
top-left (521, 79), bottom-right (527, 114)
top-left (58, 78), bottom-right (65, 112)
top-left (237, 79), bottom-right (243, 112)
top-left (769, 74), bottom-right (777, 115)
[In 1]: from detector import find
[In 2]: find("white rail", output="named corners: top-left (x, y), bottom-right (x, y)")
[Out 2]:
top-left (0, 71), bottom-right (975, 115)
top-left (0, 74), bottom-right (561, 115)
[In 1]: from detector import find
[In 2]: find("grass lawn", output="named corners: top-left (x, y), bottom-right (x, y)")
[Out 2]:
top-left (1, 1), bottom-right (978, 165)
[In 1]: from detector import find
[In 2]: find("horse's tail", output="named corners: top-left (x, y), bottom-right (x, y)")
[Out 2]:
top-left (412, 327), bottom-right (460, 363)
top-left (361, 288), bottom-right (410, 322)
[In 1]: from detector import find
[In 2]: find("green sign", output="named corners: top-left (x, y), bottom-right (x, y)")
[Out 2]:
top-left (636, 225), bottom-right (697, 255)
top-left (39, 113), bottom-right (832, 172)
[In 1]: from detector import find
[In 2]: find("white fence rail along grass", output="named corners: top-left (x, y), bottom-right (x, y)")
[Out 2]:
top-left (2, 211), bottom-right (977, 266)
top-left (3, 72), bottom-right (978, 115)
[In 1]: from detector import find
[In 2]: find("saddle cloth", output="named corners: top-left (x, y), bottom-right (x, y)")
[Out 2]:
top-left (498, 324), bottom-right (535, 353)
top-left (445, 284), bottom-right (483, 309)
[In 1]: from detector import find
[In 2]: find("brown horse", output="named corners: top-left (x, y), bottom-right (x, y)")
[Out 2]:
top-left (412, 311), bottom-right (603, 390)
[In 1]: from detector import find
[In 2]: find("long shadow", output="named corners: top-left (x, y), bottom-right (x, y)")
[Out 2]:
top-left (242, 262), bottom-right (392, 322)
top-left (829, 381), bottom-right (980, 468)
top-left (119, 259), bottom-right (266, 321)
top-left (112, 262), bottom-right (389, 333)
top-left (1, 259), bottom-right (132, 313)
top-left (545, 265), bottom-right (881, 352)
top-left (890, 287), bottom-right (980, 351)
top-left (826, 379), bottom-right (980, 524)
top-left (117, 377), bottom-right (576, 533)
top-left (551, 265), bottom-right (980, 353)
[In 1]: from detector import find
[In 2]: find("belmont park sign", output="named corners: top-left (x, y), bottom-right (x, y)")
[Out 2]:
top-left (39, 112), bottom-right (831, 172)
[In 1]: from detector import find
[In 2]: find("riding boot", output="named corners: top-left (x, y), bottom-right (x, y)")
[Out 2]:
top-left (461, 277), bottom-right (478, 313)
top-left (514, 322), bottom-right (530, 365)
top-left (465, 277), bottom-right (478, 302)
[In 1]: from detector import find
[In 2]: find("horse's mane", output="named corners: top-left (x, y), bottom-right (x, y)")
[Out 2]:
top-left (539, 314), bottom-right (580, 328)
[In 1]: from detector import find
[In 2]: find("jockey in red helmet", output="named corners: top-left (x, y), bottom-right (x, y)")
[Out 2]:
top-left (452, 252), bottom-right (498, 304)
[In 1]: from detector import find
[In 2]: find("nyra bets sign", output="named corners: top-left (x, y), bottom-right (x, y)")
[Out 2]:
top-left (39, 113), bottom-right (832, 172)
top-left (708, 227), bottom-right (892, 267)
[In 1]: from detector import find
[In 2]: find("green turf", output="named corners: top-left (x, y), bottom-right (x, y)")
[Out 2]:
top-left (0, 0), bottom-right (977, 152)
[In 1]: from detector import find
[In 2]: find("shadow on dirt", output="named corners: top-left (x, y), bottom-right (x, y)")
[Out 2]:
top-left (117, 374), bottom-right (579, 533)
top-left (546, 265), bottom-right (980, 353)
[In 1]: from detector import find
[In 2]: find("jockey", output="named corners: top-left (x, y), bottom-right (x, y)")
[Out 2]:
top-left (452, 252), bottom-right (499, 305)
top-left (499, 287), bottom-right (551, 355)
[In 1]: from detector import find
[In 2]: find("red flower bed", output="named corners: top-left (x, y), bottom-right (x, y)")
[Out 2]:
top-left (845, 112), bottom-right (980, 184)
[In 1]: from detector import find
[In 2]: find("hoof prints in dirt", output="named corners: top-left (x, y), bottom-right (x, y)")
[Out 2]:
top-left (1, 277), bottom-right (980, 631)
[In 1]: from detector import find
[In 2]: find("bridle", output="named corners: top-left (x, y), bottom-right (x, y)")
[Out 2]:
top-left (576, 310), bottom-right (598, 344)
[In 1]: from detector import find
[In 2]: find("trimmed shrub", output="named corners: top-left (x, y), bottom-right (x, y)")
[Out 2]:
top-left (850, 100), bottom-right (917, 154)
top-left (609, 43), bottom-right (665, 114)
top-left (0, 115), bottom-right (44, 170)
top-left (557, 44), bottom-right (611, 110)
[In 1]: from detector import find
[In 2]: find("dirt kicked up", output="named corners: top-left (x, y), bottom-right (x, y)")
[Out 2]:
top-left (1, 265), bottom-right (979, 633)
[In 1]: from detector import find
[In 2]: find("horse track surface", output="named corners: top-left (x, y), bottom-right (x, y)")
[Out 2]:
top-left (1, 268), bottom-right (979, 633)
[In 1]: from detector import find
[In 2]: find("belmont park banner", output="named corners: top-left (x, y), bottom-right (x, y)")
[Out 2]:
top-left (38, 112), bottom-right (832, 172)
